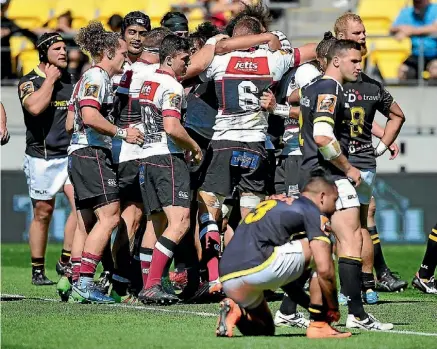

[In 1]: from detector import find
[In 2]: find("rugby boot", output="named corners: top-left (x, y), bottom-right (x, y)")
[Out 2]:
top-left (57, 276), bottom-right (72, 302)
top-left (376, 269), bottom-right (408, 292)
top-left (306, 321), bottom-right (352, 338)
top-left (362, 289), bottom-right (379, 304)
top-left (55, 260), bottom-right (69, 276)
top-left (216, 298), bottom-right (242, 337)
top-left (94, 271), bottom-right (111, 295)
top-left (138, 284), bottom-right (180, 305)
top-left (32, 269), bottom-right (55, 286)
top-left (412, 274), bottom-right (437, 294)
top-left (162, 275), bottom-right (177, 295)
top-left (346, 313), bottom-right (394, 330)
top-left (110, 289), bottom-right (140, 305)
top-left (169, 269), bottom-right (188, 291)
top-left (274, 310), bottom-right (310, 328)
top-left (71, 283), bottom-right (115, 304)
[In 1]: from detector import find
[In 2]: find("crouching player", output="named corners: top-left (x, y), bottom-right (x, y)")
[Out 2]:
top-left (216, 176), bottom-right (351, 338)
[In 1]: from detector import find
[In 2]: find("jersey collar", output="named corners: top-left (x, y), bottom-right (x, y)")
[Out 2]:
top-left (34, 66), bottom-right (46, 78)
top-left (322, 75), bottom-right (343, 90)
top-left (156, 69), bottom-right (176, 78)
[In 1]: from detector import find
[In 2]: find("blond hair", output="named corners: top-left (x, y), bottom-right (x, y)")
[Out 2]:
top-left (334, 12), bottom-right (363, 37)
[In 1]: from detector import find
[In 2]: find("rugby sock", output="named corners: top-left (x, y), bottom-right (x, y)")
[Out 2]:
top-left (79, 252), bottom-right (101, 288)
top-left (199, 212), bottom-right (220, 282)
top-left (59, 249), bottom-right (71, 265)
top-left (279, 296), bottom-right (298, 315)
top-left (361, 272), bottom-right (376, 292)
top-left (31, 257), bottom-right (45, 274)
top-left (369, 226), bottom-right (388, 277)
top-left (145, 236), bottom-right (176, 289)
top-left (71, 257), bottom-right (81, 284)
top-left (139, 247), bottom-right (153, 288)
top-left (338, 256), bottom-right (366, 319)
top-left (309, 304), bottom-right (327, 322)
top-left (418, 224), bottom-right (437, 280)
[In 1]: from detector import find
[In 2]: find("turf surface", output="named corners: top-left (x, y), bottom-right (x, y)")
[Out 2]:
top-left (1, 244), bottom-right (436, 349)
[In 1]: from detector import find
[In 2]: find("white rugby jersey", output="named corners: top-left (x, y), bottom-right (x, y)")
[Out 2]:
top-left (112, 60), bottom-right (159, 163)
top-left (283, 62), bottom-right (321, 156)
top-left (200, 48), bottom-right (300, 142)
top-left (135, 69), bottom-right (187, 158)
top-left (111, 60), bottom-right (132, 90)
top-left (69, 66), bottom-right (114, 154)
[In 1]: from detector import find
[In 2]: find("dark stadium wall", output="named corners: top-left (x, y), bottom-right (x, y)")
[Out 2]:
top-left (1, 171), bottom-right (436, 243)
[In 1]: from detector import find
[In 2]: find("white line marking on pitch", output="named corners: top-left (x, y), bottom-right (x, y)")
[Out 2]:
top-left (3, 294), bottom-right (437, 337)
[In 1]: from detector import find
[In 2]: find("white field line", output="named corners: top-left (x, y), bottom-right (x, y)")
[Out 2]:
top-left (2, 294), bottom-right (437, 337)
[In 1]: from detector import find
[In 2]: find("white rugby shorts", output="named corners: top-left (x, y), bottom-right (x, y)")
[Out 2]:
top-left (22, 154), bottom-right (70, 200)
top-left (335, 178), bottom-right (360, 210)
top-left (221, 241), bottom-right (305, 309)
top-left (356, 169), bottom-right (376, 205)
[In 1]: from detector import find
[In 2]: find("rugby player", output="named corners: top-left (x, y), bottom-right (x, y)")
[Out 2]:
top-left (68, 22), bottom-right (144, 303)
top-left (161, 11), bottom-right (189, 38)
top-left (196, 16), bottom-right (316, 296)
top-left (334, 13), bottom-right (408, 295)
top-left (0, 102), bottom-right (10, 145)
top-left (298, 39), bottom-right (393, 330)
top-left (412, 222), bottom-right (437, 293)
top-left (18, 32), bottom-right (76, 285)
top-left (260, 32), bottom-right (338, 328)
top-left (216, 176), bottom-right (351, 338)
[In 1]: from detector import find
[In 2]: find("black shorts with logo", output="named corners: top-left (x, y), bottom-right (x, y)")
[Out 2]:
top-left (68, 147), bottom-right (119, 210)
top-left (275, 155), bottom-right (303, 197)
top-left (117, 159), bottom-right (142, 203)
top-left (200, 140), bottom-right (268, 197)
top-left (186, 128), bottom-right (212, 191)
top-left (138, 153), bottom-right (191, 215)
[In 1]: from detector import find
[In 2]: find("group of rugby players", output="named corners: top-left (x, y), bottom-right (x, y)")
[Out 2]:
top-left (17, 1), bottom-right (437, 340)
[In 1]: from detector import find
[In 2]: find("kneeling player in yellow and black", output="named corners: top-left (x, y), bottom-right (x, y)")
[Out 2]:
top-left (216, 176), bottom-right (351, 338)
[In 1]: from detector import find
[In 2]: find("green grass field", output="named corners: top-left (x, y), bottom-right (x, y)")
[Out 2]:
top-left (1, 244), bottom-right (436, 349)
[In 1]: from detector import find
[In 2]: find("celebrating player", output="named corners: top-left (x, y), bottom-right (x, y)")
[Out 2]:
top-left (18, 32), bottom-right (77, 285)
top-left (216, 176), bottom-right (351, 339)
top-left (68, 22), bottom-right (144, 304)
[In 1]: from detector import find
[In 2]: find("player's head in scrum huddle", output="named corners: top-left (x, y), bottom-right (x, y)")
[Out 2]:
top-left (326, 39), bottom-right (362, 83)
top-left (159, 34), bottom-right (191, 77)
top-left (75, 21), bottom-right (128, 75)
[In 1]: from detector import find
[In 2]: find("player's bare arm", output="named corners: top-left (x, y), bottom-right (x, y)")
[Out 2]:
top-left (296, 43), bottom-right (317, 64)
top-left (81, 106), bottom-right (144, 144)
top-left (310, 239), bottom-right (339, 314)
top-left (65, 110), bottom-right (74, 135)
top-left (371, 120), bottom-right (400, 159)
top-left (0, 102), bottom-right (10, 145)
top-left (215, 32), bottom-right (282, 54)
top-left (374, 102), bottom-right (405, 157)
top-left (163, 117), bottom-right (202, 163)
top-left (22, 64), bottom-right (61, 116)
top-left (261, 91), bottom-right (300, 120)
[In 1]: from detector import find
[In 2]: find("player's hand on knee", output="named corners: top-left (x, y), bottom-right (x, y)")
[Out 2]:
top-left (125, 127), bottom-right (145, 145)
top-left (346, 166), bottom-right (361, 187)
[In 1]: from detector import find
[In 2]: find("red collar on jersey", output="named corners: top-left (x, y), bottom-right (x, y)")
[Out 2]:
top-left (137, 58), bottom-right (153, 65)
top-left (156, 69), bottom-right (176, 78)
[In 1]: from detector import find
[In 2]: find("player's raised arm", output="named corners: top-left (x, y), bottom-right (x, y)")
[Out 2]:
top-left (215, 32), bottom-right (281, 54)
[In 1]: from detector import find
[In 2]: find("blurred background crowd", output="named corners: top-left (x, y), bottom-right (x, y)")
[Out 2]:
top-left (0, 0), bottom-right (436, 84)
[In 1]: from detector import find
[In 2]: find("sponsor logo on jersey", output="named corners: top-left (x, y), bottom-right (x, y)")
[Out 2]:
top-left (300, 96), bottom-right (310, 107)
top-left (226, 57), bottom-right (270, 75)
top-left (316, 94), bottom-right (337, 114)
top-left (107, 179), bottom-right (117, 187)
top-left (139, 81), bottom-right (159, 101)
top-left (50, 100), bottom-right (69, 108)
top-left (84, 83), bottom-right (100, 98)
top-left (345, 89), bottom-right (379, 103)
top-left (178, 191), bottom-right (189, 200)
top-left (169, 93), bottom-right (182, 110)
top-left (19, 81), bottom-right (35, 99)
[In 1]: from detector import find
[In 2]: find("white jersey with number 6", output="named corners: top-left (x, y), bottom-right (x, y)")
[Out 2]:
top-left (200, 48), bottom-right (301, 142)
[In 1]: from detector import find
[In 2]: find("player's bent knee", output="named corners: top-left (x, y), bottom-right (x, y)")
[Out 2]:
top-left (368, 196), bottom-right (376, 218)
top-left (33, 201), bottom-right (55, 223)
top-left (240, 193), bottom-right (264, 209)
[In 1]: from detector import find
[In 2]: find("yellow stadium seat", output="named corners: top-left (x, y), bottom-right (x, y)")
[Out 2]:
top-left (49, 0), bottom-right (100, 29)
top-left (97, 0), bottom-right (148, 24)
top-left (144, 0), bottom-right (173, 26)
top-left (368, 38), bottom-right (411, 80)
top-left (7, 0), bottom-right (56, 28)
top-left (9, 36), bottom-right (35, 59)
top-left (358, 0), bottom-right (407, 34)
top-left (17, 50), bottom-right (40, 76)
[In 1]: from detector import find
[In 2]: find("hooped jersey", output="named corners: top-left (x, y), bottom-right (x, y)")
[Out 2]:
top-left (112, 60), bottom-right (159, 163)
top-left (219, 197), bottom-right (331, 280)
top-left (136, 69), bottom-right (187, 158)
top-left (342, 73), bottom-right (394, 170)
top-left (299, 76), bottom-right (348, 179)
top-left (200, 48), bottom-right (300, 142)
top-left (111, 60), bottom-right (132, 91)
top-left (69, 66), bottom-right (114, 154)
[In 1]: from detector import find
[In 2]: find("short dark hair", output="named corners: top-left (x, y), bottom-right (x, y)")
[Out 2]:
top-left (189, 21), bottom-right (221, 48)
top-left (159, 34), bottom-right (190, 64)
top-left (108, 14), bottom-right (123, 32)
top-left (232, 16), bottom-right (263, 36)
top-left (326, 39), bottom-right (361, 64)
top-left (226, 2), bottom-right (271, 36)
top-left (302, 175), bottom-right (337, 194)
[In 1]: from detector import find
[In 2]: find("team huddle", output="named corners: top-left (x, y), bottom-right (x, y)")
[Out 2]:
top-left (18, 3), bottom-right (437, 340)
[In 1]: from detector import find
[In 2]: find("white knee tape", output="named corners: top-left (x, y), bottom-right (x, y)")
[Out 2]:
top-left (240, 193), bottom-right (264, 209)
top-left (198, 191), bottom-right (225, 209)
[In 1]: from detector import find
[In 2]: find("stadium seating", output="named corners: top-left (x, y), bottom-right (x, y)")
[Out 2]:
top-left (367, 38), bottom-right (411, 80)
top-left (17, 50), bottom-right (40, 76)
top-left (6, 0), bottom-right (56, 28)
top-left (358, 0), bottom-right (407, 35)
top-left (49, 0), bottom-right (100, 29)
